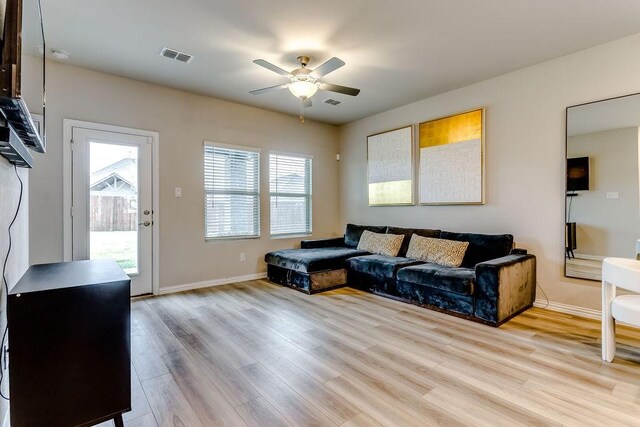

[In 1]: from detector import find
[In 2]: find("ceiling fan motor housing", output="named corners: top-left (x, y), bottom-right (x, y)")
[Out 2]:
top-left (297, 56), bottom-right (310, 67)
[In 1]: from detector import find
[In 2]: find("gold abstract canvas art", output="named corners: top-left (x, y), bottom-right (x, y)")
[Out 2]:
top-left (367, 126), bottom-right (413, 206)
top-left (418, 109), bottom-right (484, 205)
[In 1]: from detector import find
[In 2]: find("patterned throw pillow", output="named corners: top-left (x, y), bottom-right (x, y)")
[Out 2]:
top-left (406, 235), bottom-right (469, 267)
top-left (357, 230), bottom-right (404, 257)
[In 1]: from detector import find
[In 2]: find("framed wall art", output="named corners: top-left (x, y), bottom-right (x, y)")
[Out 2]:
top-left (367, 126), bottom-right (414, 206)
top-left (418, 109), bottom-right (484, 205)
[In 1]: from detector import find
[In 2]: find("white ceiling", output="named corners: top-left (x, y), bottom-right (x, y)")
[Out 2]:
top-left (39, 0), bottom-right (640, 125)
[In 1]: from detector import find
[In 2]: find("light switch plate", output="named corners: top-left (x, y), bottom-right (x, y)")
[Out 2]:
top-left (606, 192), bottom-right (619, 199)
top-left (175, 187), bottom-right (182, 198)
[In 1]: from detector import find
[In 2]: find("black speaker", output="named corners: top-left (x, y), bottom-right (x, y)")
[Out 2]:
top-left (8, 260), bottom-right (131, 427)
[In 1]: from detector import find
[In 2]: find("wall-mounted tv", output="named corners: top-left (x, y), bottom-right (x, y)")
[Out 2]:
top-left (567, 156), bottom-right (589, 192)
top-left (0, 0), bottom-right (45, 168)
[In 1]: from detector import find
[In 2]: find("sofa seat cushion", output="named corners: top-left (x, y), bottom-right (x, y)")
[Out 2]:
top-left (347, 255), bottom-right (423, 278)
top-left (397, 263), bottom-right (476, 295)
top-left (265, 248), bottom-right (369, 273)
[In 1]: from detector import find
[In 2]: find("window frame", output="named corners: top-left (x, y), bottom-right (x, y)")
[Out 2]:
top-left (204, 141), bottom-right (261, 241)
top-left (269, 150), bottom-right (313, 238)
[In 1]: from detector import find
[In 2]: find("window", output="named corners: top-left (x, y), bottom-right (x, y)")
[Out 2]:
top-left (204, 142), bottom-right (260, 239)
top-left (270, 153), bottom-right (312, 237)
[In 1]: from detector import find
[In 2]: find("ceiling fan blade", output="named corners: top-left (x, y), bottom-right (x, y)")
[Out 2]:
top-left (311, 57), bottom-right (345, 78)
top-left (319, 82), bottom-right (360, 96)
top-left (253, 59), bottom-right (292, 77)
top-left (303, 98), bottom-right (312, 108)
top-left (249, 84), bottom-right (289, 95)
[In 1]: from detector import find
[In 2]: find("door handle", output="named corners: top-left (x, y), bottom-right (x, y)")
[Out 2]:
top-left (139, 221), bottom-right (151, 227)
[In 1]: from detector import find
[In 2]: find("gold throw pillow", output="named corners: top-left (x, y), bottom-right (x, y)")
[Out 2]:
top-left (357, 230), bottom-right (404, 257)
top-left (406, 235), bottom-right (469, 267)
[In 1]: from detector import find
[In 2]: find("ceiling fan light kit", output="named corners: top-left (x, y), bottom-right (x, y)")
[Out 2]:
top-left (288, 80), bottom-right (319, 99)
top-left (250, 55), bottom-right (360, 122)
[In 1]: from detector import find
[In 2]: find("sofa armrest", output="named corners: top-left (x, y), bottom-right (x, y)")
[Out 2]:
top-left (300, 236), bottom-right (346, 249)
top-left (474, 254), bottom-right (536, 325)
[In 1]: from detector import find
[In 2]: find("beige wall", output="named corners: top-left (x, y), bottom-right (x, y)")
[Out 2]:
top-left (0, 161), bottom-right (29, 420)
top-left (23, 31), bottom-right (640, 308)
top-left (338, 32), bottom-right (640, 311)
top-left (24, 57), bottom-right (340, 289)
top-left (568, 128), bottom-right (640, 258)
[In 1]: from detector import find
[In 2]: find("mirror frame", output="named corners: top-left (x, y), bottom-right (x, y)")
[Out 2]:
top-left (564, 91), bottom-right (640, 281)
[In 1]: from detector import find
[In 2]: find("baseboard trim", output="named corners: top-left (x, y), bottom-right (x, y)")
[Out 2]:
top-left (534, 298), bottom-right (600, 320)
top-left (158, 273), bottom-right (267, 295)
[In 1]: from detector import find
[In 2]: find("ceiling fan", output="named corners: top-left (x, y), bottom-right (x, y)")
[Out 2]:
top-left (250, 55), bottom-right (360, 109)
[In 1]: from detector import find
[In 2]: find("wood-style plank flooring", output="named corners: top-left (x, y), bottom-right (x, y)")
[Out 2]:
top-left (100, 279), bottom-right (640, 426)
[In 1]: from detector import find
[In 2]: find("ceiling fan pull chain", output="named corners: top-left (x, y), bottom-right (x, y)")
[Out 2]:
top-left (299, 98), bottom-right (305, 123)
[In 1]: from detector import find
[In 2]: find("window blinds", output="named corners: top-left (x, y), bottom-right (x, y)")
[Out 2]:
top-left (270, 153), bottom-right (312, 236)
top-left (204, 143), bottom-right (260, 239)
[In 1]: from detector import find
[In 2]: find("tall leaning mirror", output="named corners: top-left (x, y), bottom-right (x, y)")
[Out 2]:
top-left (565, 93), bottom-right (640, 281)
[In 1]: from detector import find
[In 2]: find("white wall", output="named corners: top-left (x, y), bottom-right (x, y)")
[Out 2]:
top-left (339, 32), bottom-right (640, 311)
top-left (568, 128), bottom-right (640, 258)
top-left (23, 58), bottom-right (341, 289)
top-left (0, 161), bottom-right (29, 422)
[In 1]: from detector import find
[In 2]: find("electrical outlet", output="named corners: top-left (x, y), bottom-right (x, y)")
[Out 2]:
top-left (240, 253), bottom-right (246, 262)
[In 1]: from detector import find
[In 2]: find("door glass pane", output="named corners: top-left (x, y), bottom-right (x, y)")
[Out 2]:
top-left (89, 142), bottom-right (139, 274)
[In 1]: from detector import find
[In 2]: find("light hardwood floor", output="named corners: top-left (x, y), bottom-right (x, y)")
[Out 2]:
top-left (102, 279), bottom-right (640, 427)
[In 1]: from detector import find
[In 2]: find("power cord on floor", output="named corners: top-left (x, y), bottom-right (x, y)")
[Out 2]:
top-left (536, 280), bottom-right (550, 309)
top-left (0, 164), bottom-right (24, 400)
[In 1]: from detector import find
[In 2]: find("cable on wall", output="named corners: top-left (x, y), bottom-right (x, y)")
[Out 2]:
top-left (0, 164), bottom-right (24, 400)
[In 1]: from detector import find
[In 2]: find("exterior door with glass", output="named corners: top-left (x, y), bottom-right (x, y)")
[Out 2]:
top-left (71, 127), bottom-right (153, 296)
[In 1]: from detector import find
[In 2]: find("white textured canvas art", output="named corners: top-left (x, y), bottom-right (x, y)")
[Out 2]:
top-left (367, 126), bottom-right (413, 205)
top-left (420, 138), bottom-right (482, 204)
top-left (418, 109), bottom-right (484, 204)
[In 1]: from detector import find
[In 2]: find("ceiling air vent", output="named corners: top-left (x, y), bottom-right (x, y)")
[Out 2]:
top-left (324, 98), bottom-right (342, 106)
top-left (160, 47), bottom-right (193, 63)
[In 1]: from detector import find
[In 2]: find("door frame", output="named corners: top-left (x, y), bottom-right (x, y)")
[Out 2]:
top-left (63, 119), bottom-right (160, 295)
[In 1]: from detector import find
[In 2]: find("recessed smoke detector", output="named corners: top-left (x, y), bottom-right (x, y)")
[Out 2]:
top-left (51, 48), bottom-right (70, 60)
top-left (324, 98), bottom-right (342, 106)
top-left (160, 47), bottom-right (193, 63)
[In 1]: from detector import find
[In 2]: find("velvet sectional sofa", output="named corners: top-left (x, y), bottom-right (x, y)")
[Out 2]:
top-left (264, 224), bottom-right (536, 326)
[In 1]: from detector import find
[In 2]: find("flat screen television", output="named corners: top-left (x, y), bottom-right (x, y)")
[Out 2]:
top-left (567, 156), bottom-right (589, 192)
top-left (0, 0), bottom-right (45, 167)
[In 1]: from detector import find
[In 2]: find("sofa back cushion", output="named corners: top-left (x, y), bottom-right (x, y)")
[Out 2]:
top-left (357, 230), bottom-right (404, 257)
top-left (406, 235), bottom-right (469, 267)
top-left (345, 223), bottom-right (387, 248)
top-left (440, 231), bottom-right (513, 267)
top-left (386, 226), bottom-right (441, 257)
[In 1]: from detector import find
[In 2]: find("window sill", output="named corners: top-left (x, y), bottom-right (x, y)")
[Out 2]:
top-left (206, 236), bottom-right (260, 242)
top-left (270, 233), bottom-right (312, 240)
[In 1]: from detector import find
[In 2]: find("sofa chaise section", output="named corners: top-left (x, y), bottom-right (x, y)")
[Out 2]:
top-left (265, 247), bottom-right (369, 294)
top-left (265, 224), bottom-right (386, 293)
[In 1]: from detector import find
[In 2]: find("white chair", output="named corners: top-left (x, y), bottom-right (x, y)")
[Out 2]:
top-left (602, 257), bottom-right (640, 362)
